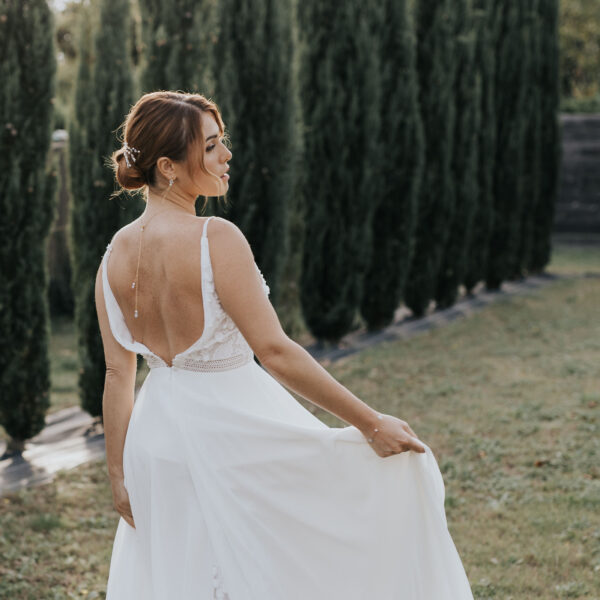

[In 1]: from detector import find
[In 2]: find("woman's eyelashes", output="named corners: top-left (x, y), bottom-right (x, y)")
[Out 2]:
top-left (206, 137), bottom-right (225, 153)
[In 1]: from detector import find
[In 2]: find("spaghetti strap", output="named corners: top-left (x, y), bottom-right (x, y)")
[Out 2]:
top-left (202, 216), bottom-right (214, 239)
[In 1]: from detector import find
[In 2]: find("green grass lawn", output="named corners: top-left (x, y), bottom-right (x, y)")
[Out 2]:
top-left (1, 242), bottom-right (599, 598)
top-left (547, 235), bottom-right (600, 277)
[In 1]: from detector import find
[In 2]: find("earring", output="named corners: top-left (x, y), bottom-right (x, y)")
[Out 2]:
top-left (169, 178), bottom-right (175, 187)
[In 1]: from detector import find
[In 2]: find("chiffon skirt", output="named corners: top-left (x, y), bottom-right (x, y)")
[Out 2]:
top-left (105, 359), bottom-right (473, 599)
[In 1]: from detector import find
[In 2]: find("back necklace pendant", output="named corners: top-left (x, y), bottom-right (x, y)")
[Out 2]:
top-left (133, 223), bottom-right (144, 318)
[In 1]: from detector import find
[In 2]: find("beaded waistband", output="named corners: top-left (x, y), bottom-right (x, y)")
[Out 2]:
top-left (144, 352), bottom-right (254, 372)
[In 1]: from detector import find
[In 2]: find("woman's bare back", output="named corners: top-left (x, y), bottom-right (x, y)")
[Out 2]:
top-left (105, 213), bottom-right (212, 366)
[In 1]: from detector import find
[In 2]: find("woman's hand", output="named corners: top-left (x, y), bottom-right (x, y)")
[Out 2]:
top-left (361, 413), bottom-right (426, 457)
top-left (111, 478), bottom-right (135, 529)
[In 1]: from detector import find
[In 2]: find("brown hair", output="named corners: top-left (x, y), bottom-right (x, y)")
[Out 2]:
top-left (109, 90), bottom-right (229, 205)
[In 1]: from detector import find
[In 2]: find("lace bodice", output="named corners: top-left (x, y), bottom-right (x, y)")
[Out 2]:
top-left (101, 216), bottom-right (270, 372)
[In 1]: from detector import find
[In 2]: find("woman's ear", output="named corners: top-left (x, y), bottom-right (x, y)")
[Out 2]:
top-left (155, 156), bottom-right (176, 182)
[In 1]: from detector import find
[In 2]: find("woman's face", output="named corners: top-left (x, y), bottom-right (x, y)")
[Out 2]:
top-left (163, 111), bottom-right (232, 199)
top-left (193, 111), bottom-right (232, 197)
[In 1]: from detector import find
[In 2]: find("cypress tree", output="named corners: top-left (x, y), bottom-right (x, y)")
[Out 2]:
top-left (464, 0), bottom-right (496, 293)
top-left (211, 0), bottom-right (299, 306)
top-left (68, 0), bottom-right (142, 420)
top-left (513, 0), bottom-right (541, 278)
top-left (404, 0), bottom-right (456, 317)
top-left (435, 0), bottom-right (480, 309)
top-left (529, 0), bottom-right (560, 273)
top-left (138, 0), bottom-right (217, 97)
top-left (273, 0), bottom-right (306, 338)
top-left (485, 0), bottom-right (529, 289)
top-left (359, 0), bottom-right (424, 331)
top-left (0, 0), bottom-right (57, 454)
top-left (297, 1), bottom-right (382, 342)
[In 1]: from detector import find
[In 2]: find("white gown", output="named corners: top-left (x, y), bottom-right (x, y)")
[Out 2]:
top-left (102, 216), bottom-right (473, 599)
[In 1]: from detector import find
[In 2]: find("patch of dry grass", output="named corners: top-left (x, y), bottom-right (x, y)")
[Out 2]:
top-left (0, 460), bottom-right (115, 599)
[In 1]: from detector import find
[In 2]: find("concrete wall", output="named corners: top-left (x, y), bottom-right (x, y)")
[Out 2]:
top-left (555, 114), bottom-right (600, 233)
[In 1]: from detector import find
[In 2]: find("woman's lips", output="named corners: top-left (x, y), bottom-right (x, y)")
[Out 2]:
top-left (221, 173), bottom-right (229, 181)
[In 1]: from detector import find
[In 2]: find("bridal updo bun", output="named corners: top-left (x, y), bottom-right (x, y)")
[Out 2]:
top-left (113, 145), bottom-right (146, 190)
top-left (110, 90), bottom-right (226, 193)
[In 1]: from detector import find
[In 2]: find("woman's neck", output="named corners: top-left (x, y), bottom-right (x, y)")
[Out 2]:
top-left (145, 187), bottom-right (196, 216)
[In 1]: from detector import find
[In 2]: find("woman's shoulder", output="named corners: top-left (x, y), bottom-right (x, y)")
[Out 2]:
top-left (206, 215), bottom-right (232, 230)
top-left (206, 216), bottom-right (249, 243)
top-left (205, 216), bottom-right (247, 243)
top-left (108, 219), bottom-right (141, 249)
top-left (205, 217), bottom-right (255, 266)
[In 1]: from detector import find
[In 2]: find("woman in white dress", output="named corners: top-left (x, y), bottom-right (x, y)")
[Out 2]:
top-left (95, 91), bottom-right (473, 599)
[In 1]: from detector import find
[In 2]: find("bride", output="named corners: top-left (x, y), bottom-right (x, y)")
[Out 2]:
top-left (95, 90), bottom-right (473, 599)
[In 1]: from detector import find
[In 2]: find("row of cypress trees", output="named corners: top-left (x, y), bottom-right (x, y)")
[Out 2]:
top-left (367, 0), bottom-right (561, 322)
top-left (1, 0), bottom-right (561, 449)
top-left (297, 2), bottom-right (383, 341)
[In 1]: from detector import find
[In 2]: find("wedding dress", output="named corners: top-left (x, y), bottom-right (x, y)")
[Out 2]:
top-left (102, 216), bottom-right (473, 599)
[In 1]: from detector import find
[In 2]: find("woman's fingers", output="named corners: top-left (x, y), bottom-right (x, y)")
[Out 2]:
top-left (123, 513), bottom-right (136, 529)
top-left (114, 496), bottom-right (136, 529)
top-left (400, 422), bottom-right (426, 452)
top-left (111, 480), bottom-right (136, 528)
top-left (405, 423), bottom-right (419, 440)
top-left (119, 505), bottom-right (135, 529)
top-left (408, 435), bottom-right (426, 453)
top-left (398, 430), bottom-right (425, 453)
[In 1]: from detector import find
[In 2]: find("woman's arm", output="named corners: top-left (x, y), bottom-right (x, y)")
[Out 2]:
top-left (94, 263), bottom-right (137, 527)
top-left (257, 339), bottom-right (380, 432)
top-left (208, 218), bottom-right (425, 456)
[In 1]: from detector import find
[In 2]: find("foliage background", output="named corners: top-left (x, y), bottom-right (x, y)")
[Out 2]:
top-left (558, 0), bottom-right (600, 111)
top-left (49, 0), bottom-right (600, 126)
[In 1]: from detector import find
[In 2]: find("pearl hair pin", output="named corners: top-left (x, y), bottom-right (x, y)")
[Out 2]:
top-left (122, 141), bottom-right (141, 168)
